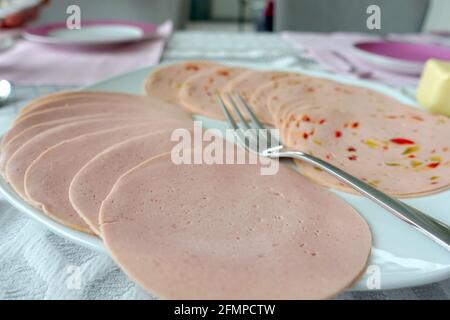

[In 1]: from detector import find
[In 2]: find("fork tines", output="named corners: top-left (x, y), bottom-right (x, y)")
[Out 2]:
top-left (216, 92), bottom-right (280, 154)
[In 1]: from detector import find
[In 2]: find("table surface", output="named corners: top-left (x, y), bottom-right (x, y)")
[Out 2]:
top-left (0, 31), bottom-right (448, 300)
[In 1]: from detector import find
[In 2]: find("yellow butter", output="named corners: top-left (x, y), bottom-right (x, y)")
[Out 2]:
top-left (417, 59), bottom-right (450, 117)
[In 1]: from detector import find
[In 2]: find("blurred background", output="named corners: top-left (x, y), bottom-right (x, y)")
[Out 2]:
top-left (29, 0), bottom-right (450, 34)
top-left (1, 0), bottom-right (450, 302)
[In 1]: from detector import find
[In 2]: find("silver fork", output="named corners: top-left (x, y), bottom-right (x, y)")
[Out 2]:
top-left (217, 93), bottom-right (450, 251)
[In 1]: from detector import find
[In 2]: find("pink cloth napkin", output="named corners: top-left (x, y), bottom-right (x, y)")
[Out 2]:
top-left (281, 31), bottom-right (450, 86)
top-left (0, 21), bottom-right (172, 86)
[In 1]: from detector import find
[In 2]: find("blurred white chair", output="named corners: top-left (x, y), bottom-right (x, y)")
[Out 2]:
top-left (422, 0), bottom-right (450, 32)
top-left (274, 0), bottom-right (430, 34)
top-left (35, 0), bottom-right (190, 29)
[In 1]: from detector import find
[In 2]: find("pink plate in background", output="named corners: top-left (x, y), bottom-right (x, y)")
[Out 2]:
top-left (351, 40), bottom-right (450, 75)
top-left (23, 20), bottom-right (159, 46)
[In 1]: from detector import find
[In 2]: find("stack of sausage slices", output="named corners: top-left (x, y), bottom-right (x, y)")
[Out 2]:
top-left (146, 61), bottom-right (450, 197)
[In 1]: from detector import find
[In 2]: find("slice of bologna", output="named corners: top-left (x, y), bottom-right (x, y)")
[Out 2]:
top-left (145, 61), bottom-right (219, 105)
top-left (178, 66), bottom-right (247, 119)
top-left (100, 151), bottom-right (372, 299)
top-left (283, 104), bottom-right (450, 197)
top-left (270, 79), bottom-right (402, 133)
top-left (16, 91), bottom-right (148, 120)
top-left (222, 70), bottom-right (292, 123)
top-left (6, 117), bottom-right (187, 199)
top-left (69, 129), bottom-right (192, 235)
top-left (2, 93), bottom-right (192, 148)
top-left (267, 77), bottom-right (337, 126)
top-left (273, 80), bottom-right (430, 146)
top-left (0, 115), bottom-right (116, 172)
top-left (24, 120), bottom-right (189, 234)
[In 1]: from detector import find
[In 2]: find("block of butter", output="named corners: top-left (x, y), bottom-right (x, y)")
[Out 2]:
top-left (417, 59), bottom-right (450, 117)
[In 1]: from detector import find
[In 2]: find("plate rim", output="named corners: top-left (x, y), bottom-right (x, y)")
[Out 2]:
top-left (350, 40), bottom-right (426, 75)
top-left (23, 19), bottom-right (158, 45)
top-left (0, 173), bottom-right (105, 253)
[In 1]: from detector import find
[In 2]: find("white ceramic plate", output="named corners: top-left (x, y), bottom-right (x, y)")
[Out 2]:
top-left (1, 62), bottom-right (449, 291)
top-left (0, 0), bottom-right (39, 19)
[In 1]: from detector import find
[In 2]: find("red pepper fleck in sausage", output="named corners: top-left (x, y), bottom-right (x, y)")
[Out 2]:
top-left (390, 138), bottom-right (415, 145)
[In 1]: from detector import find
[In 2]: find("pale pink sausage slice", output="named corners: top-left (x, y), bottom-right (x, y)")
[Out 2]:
top-left (178, 66), bottom-right (248, 119)
top-left (222, 70), bottom-right (291, 100)
top-left (2, 93), bottom-right (191, 147)
top-left (24, 121), bottom-right (189, 234)
top-left (0, 115), bottom-right (117, 172)
top-left (271, 79), bottom-right (403, 132)
top-left (267, 77), bottom-right (335, 118)
top-left (69, 130), bottom-right (192, 235)
top-left (5, 117), bottom-right (179, 199)
top-left (274, 80), bottom-right (421, 145)
top-left (100, 152), bottom-right (372, 299)
top-left (145, 61), bottom-right (219, 104)
top-left (283, 105), bottom-right (450, 197)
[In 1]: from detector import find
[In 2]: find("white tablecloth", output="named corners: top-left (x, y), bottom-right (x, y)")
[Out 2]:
top-left (0, 32), bottom-right (448, 300)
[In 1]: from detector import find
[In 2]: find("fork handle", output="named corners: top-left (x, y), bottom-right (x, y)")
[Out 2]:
top-left (274, 151), bottom-right (450, 251)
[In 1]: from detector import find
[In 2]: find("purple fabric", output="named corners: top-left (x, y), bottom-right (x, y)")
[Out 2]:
top-left (0, 21), bottom-right (172, 85)
top-left (281, 31), bottom-right (450, 86)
